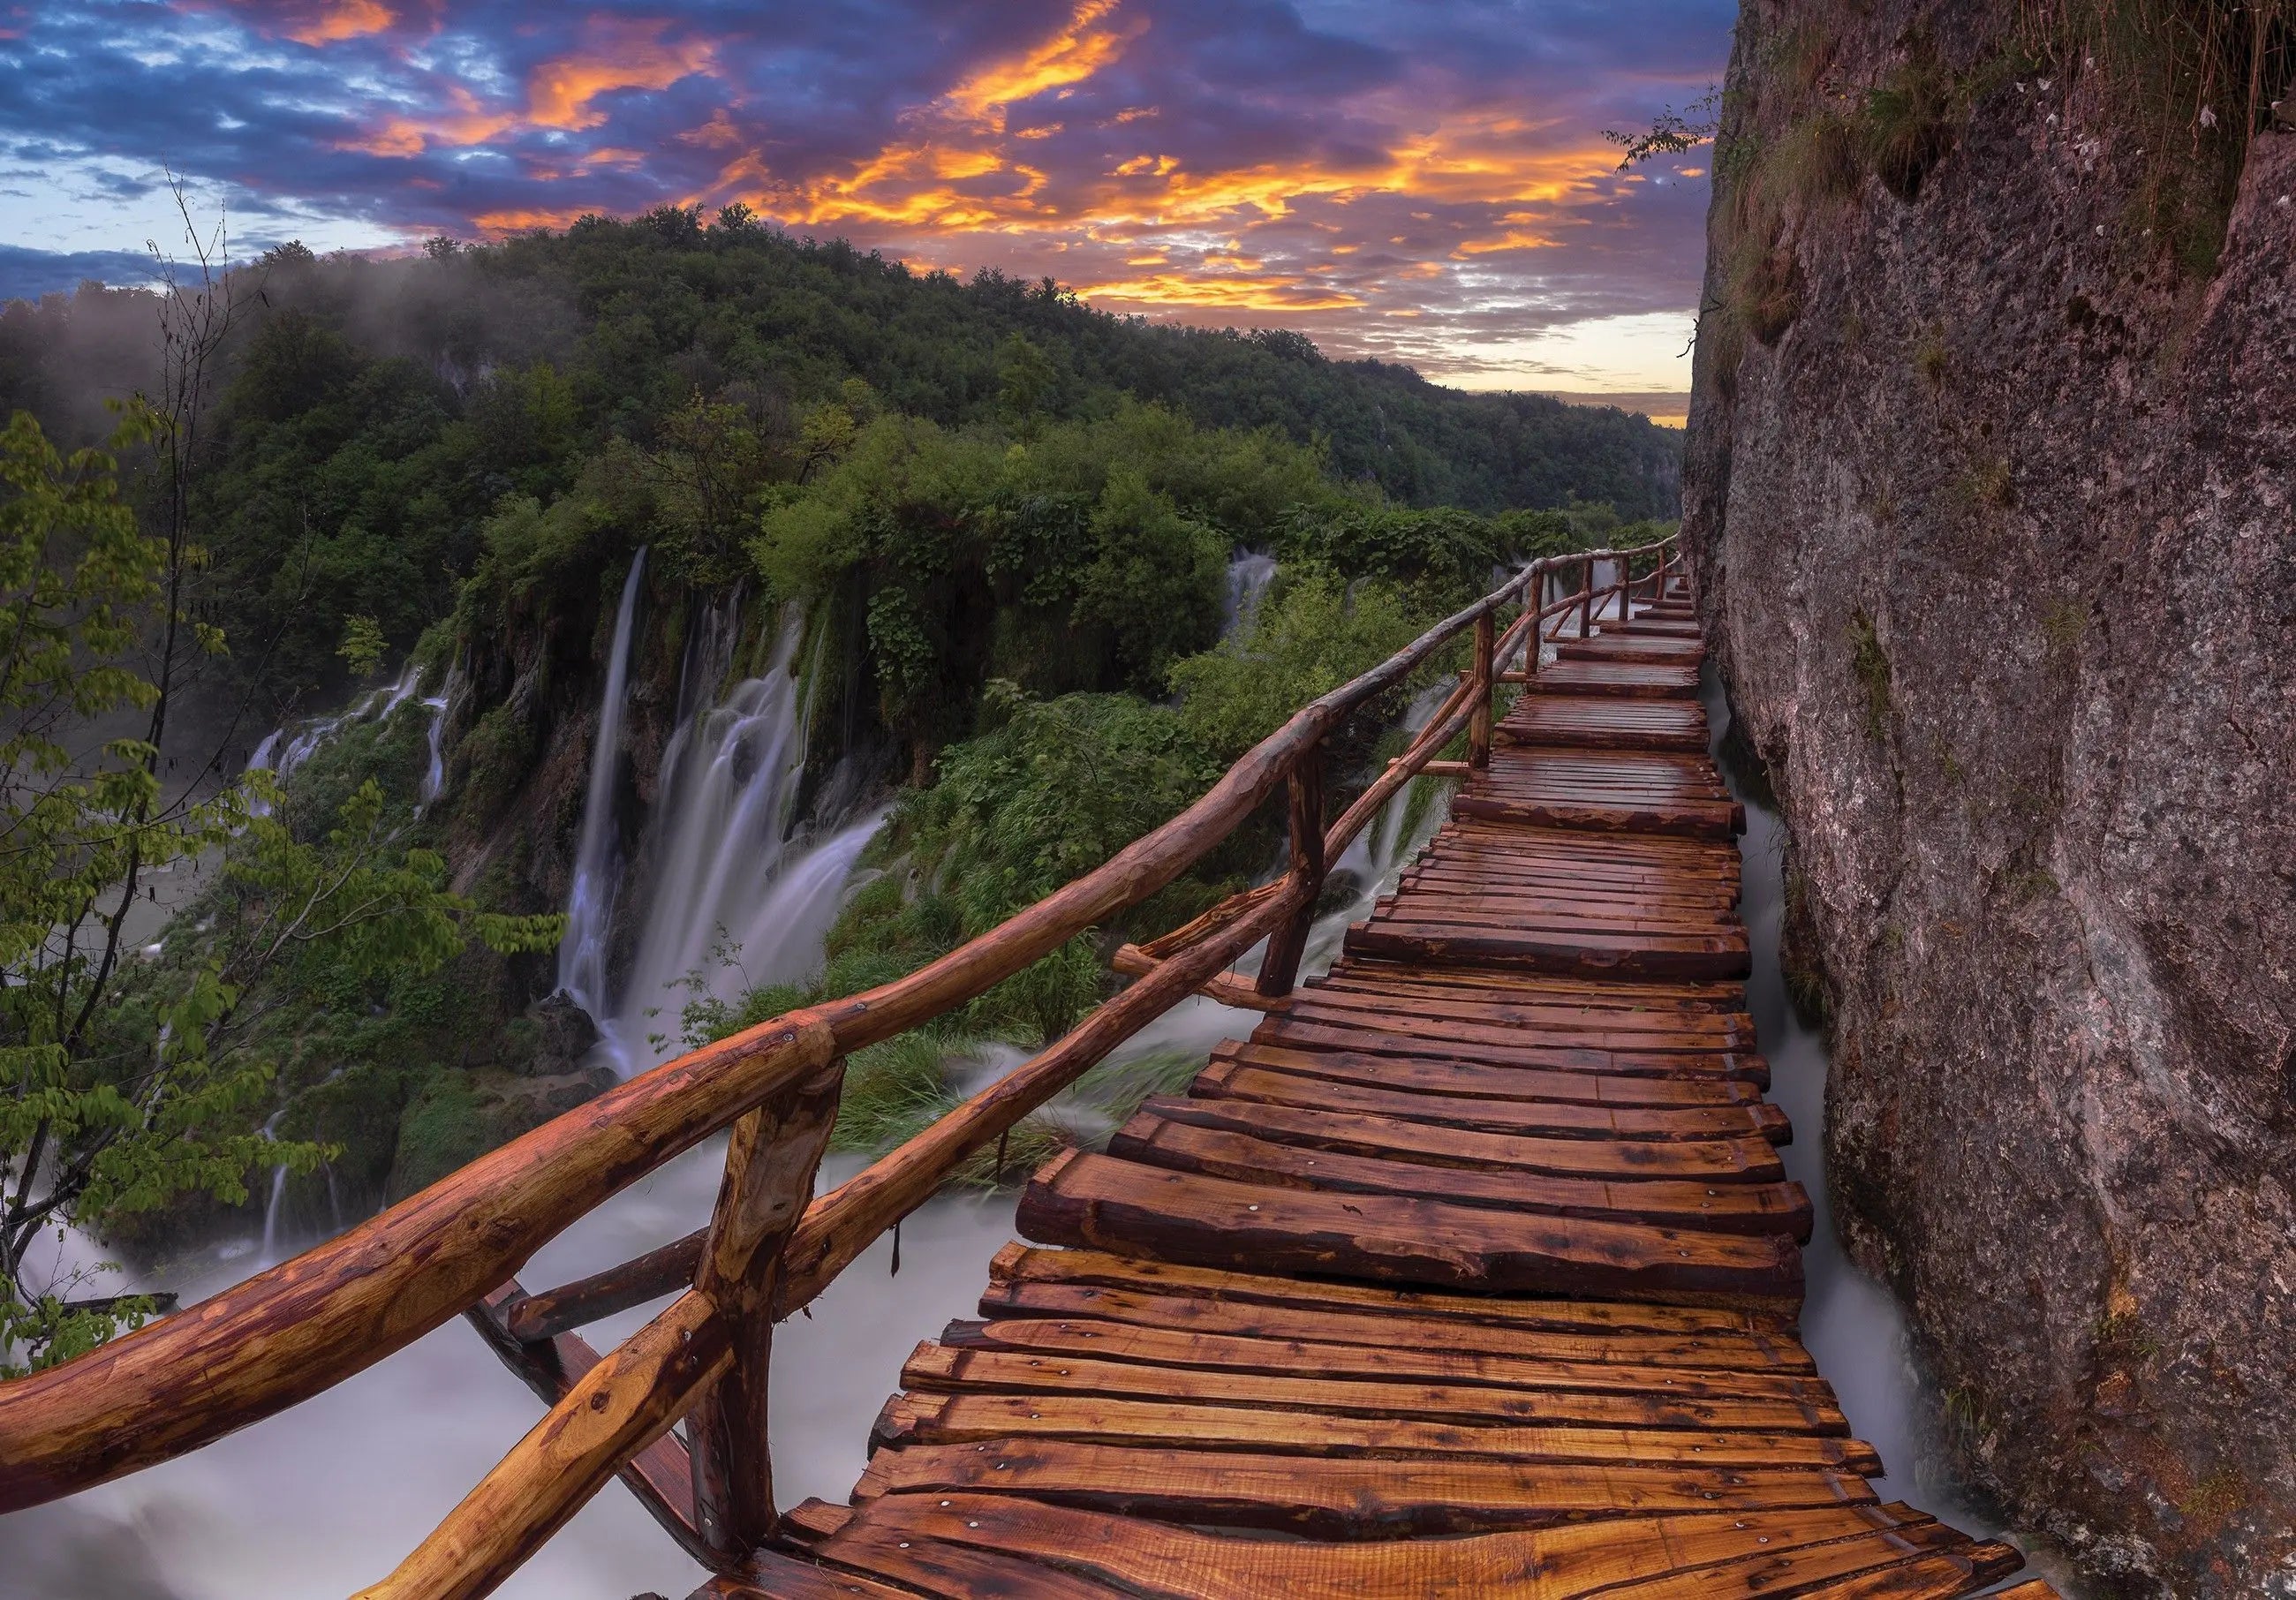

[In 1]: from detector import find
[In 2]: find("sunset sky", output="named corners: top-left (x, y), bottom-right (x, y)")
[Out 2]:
top-left (0, 1), bottom-right (1731, 404)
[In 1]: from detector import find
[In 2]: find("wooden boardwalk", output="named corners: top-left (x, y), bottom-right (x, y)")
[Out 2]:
top-left (706, 590), bottom-right (2055, 1598)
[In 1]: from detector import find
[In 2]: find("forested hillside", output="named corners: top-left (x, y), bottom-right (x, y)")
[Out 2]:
top-left (0, 208), bottom-right (1677, 719)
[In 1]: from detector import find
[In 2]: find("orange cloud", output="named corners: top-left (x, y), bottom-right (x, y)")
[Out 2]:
top-left (338, 19), bottom-right (714, 156)
top-left (944, 0), bottom-right (1140, 129)
top-left (283, 0), bottom-right (392, 44)
top-left (1080, 272), bottom-right (1365, 312)
top-left (470, 205), bottom-right (596, 234)
top-left (527, 21), bottom-right (716, 132)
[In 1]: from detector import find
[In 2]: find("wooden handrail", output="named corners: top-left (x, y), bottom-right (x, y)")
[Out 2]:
top-left (0, 532), bottom-right (1678, 1591)
top-left (0, 1010), bottom-right (838, 1505)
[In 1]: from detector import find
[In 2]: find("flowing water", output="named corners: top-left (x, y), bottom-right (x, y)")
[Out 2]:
top-left (1220, 550), bottom-right (1277, 638)
top-left (556, 550), bottom-right (650, 1023)
top-left (577, 602), bottom-right (886, 1077)
top-left (245, 658), bottom-right (440, 816)
top-left (0, 1149), bottom-right (1012, 1600)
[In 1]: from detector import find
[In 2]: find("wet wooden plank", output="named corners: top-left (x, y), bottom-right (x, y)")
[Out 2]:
top-left (972, 1279), bottom-right (1816, 1370)
top-left (1250, 1016), bottom-right (1767, 1081)
top-left (1107, 1113), bottom-right (1813, 1239)
top-left (1527, 660), bottom-right (1703, 699)
top-left (873, 1392), bottom-right (1885, 1475)
top-left (1130, 1096), bottom-right (1789, 1184)
top-left (808, 1497), bottom-right (1960, 1599)
top-left (853, 1439), bottom-right (1876, 1537)
top-left (1186, 1059), bottom-right (1792, 1144)
top-left (1344, 917), bottom-right (1752, 980)
top-left (1017, 1151), bottom-right (1804, 1309)
top-left (900, 1345), bottom-right (1851, 1435)
top-left (985, 1246), bottom-right (1792, 1336)
top-left (1209, 1040), bottom-right (1763, 1107)
top-left (933, 1317), bottom-right (1839, 1404)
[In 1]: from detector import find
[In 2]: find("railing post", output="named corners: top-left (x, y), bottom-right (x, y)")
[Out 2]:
top-left (689, 1060), bottom-right (845, 1560)
top-left (1255, 746), bottom-right (1325, 999)
top-left (1468, 607), bottom-right (1495, 771)
top-left (1580, 556), bottom-right (1595, 638)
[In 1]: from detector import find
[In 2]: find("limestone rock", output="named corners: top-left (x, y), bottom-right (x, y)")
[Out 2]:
top-left (1681, 7), bottom-right (2296, 1593)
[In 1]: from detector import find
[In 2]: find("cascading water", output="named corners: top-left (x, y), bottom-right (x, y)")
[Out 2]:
top-left (245, 658), bottom-right (450, 820)
top-left (417, 670), bottom-right (455, 810)
top-left (568, 601), bottom-right (885, 1077)
top-left (1221, 550), bottom-right (1278, 638)
top-left (555, 550), bottom-right (648, 1022)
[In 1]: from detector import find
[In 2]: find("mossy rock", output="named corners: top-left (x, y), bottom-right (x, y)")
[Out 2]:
top-left (385, 1067), bottom-right (493, 1200)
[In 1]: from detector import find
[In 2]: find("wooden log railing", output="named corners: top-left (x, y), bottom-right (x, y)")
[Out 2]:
top-left (0, 532), bottom-right (1681, 1597)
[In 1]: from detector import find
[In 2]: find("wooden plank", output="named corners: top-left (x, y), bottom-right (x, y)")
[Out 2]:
top-left (1345, 918), bottom-right (1753, 980)
top-left (1107, 1114), bottom-right (1813, 1240)
top-left (900, 1344), bottom-right (1848, 1436)
top-left (1211, 1041), bottom-right (1760, 1108)
top-left (873, 1392), bottom-right (1885, 1475)
top-left (1310, 964), bottom-right (1747, 1011)
top-left (934, 1317), bottom-right (1837, 1404)
top-left (853, 1439), bottom-right (1876, 1536)
top-left (810, 1497), bottom-right (1957, 1599)
top-left (1451, 792), bottom-right (1741, 842)
top-left (1250, 1017), bottom-right (1767, 1081)
top-left (1017, 1151), bottom-right (1804, 1309)
top-left (1132, 1096), bottom-right (1789, 1183)
top-left (974, 1279), bottom-right (1816, 1369)
top-left (1273, 990), bottom-right (1753, 1045)
top-left (1588, 1516), bottom-right (2021, 1598)
top-left (986, 1245), bottom-right (1792, 1336)
top-left (1788, 1549), bottom-right (2035, 1597)
top-left (1187, 1060), bottom-right (1792, 1144)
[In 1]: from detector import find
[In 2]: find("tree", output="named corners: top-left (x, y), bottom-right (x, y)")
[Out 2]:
top-left (0, 413), bottom-right (558, 1377)
top-left (1605, 87), bottom-right (1721, 170)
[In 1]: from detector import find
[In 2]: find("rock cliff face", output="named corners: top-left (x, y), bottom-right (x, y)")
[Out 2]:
top-left (1680, 4), bottom-right (2296, 1594)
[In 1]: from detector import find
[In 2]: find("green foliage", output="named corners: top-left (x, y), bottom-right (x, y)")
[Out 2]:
top-left (917, 683), bottom-right (1224, 927)
top-left (1169, 569), bottom-right (1429, 762)
top-left (1860, 50), bottom-right (1963, 200)
top-left (0, 224), bottom-right (1679, 727)
top-left (0, 410), bottom-right (557, 1372)
top-left (752, 403), bottom-right (1333, 744)
top-left (336, 614), bottom-right (386, 677)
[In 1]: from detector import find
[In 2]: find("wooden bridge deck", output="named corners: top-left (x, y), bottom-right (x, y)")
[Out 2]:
top-left (721, 592), bottom-right (2051, 1600)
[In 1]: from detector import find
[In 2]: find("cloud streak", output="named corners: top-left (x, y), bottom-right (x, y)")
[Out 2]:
top-left (0, 0), bottom-right (1729, 389)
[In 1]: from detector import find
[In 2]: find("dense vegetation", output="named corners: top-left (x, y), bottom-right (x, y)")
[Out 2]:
top-left (0, 411), bottom-right (557, 1371)
top-left (0, 215), bottom-right (1679, 721)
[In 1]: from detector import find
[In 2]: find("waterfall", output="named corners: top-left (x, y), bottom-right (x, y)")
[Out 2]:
top-left (574, 602), bottom-right (883, 1077)
top-left (416, 669), bottom-right (455, 810)
top-left (245, 658), bottom-right (437, 819)
top-left (1221, 551), bottom-right (1278, 639)
top-left (555, 549), bottom-right (649, 1015)
top-left (256, 1106), bottom-right (290, 1264)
